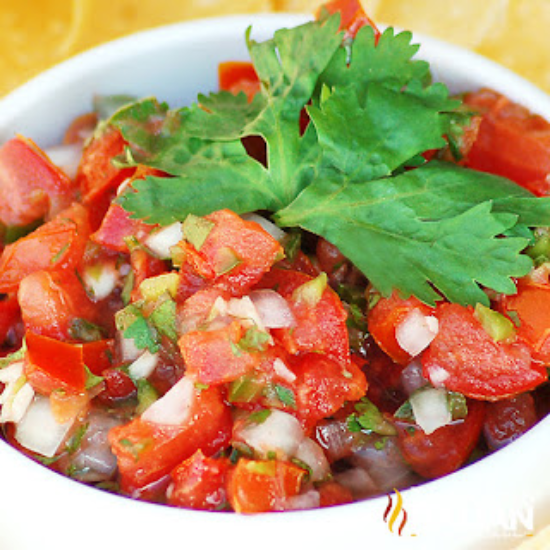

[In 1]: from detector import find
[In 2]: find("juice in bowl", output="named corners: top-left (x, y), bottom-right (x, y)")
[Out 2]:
top-left (0, 1), bottom-right (549, 548)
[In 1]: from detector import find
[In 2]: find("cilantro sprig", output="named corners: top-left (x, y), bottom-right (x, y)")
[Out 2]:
top-left (112, 14), bottom-right (550, 306)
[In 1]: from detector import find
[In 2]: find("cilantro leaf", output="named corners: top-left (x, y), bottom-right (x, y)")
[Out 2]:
top-left (276, 162), bottom-right (536, 305)
top-left (124, 315), bottom-right (159, 354)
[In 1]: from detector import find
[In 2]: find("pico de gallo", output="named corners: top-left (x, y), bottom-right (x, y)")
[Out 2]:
top-left (0, 0), bottom-right (549, 513)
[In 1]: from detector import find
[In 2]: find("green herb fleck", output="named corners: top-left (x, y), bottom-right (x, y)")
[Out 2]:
top-left (274, 385), bottom-right (297, 409)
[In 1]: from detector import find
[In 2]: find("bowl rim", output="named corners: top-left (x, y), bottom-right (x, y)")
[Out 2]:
top-left (0, 12), bottom-right (549, 549)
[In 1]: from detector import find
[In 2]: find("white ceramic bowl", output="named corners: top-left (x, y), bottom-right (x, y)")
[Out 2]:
top-left (1, 14), bottom-right (550, 550)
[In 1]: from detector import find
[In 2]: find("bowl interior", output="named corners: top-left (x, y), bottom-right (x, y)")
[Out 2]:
top-left (0, 13), bottom-right (549, 550)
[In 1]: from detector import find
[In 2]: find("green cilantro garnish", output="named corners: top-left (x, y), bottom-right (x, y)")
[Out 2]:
top-left (123, 315), bottom-right (159, 354)
top-left (69, 318), bottom-right (105, 342)
top-left (65, 423), bottom-right (89, 455)
top-left (347, 397), bottom-right (396, 436)
top-left (112, 15), bottom-right (550, 307)
top-left (247, 408), bottom-right (272, 424)
top-left (149, 298), bottom-right (177, 342)
top-left (136, 379), bottom-right (159, 415)
top-left (274, 384), bottom-right (297, 409)
top-left (237, 326), bottom-right (271, 353)
top-left (84, 366), bottom-right (104, 390)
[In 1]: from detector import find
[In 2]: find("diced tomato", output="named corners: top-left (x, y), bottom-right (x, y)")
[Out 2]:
top-left (318, 480), bottom-right (353, 507)
top-left (292, 353), bottom-right (367, 429)
top-left (25, 331), bottom-right (87, 394)
top-left (109, 385), bottom-right (232, 494)
top-left (500, 282), bottom-right (550, 363)
top-left (76, 127), bottom-right (134, 206)
top-left (318, 0), bottom-right (380, 41)
top-left (180, 210), bottom-right (284, 298)
top-left (422, 303), bottom-right (547, 400)
top-left (82, 339), bottom-right (115, 375)
top-left (0, 203), bottom-right (91, 293)
top-left (18, 270), bottom-right (97, 340)
top-left (129, 248), bottom-right (168, 303)
top-left (168, 450), bottom-right (230, 510)
top-left (218, 61), bottom-right (260, 102)
top-left (227, 459), bottom-right (306, 513)
top-left (176, 287), bottom-right (228, 333)
top-left (0, 136), bottom-right (76, 227)
top-left (277, 250), bottom-right (320, 278)
top-left (464, 89), bottom-right (550, 196)
top-left (0, 295), bottom-right (21, 345)
top-left (258, 268), bottom-right (351, 367)
top-left (179, 321), bottom-right (262, 385)
top-left (63, 112), bottom-right (98, 145)
top-left (395, 399), bottom-right (485, 479)
top-left (368, 291), bottom-right (434, 366)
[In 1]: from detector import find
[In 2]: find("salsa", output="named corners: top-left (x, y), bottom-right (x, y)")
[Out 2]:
top-left (0, 0), bottom-right (549, 513)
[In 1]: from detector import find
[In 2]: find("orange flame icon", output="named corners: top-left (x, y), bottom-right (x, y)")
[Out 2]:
top-left (383, 489), bottom-right (408, 536)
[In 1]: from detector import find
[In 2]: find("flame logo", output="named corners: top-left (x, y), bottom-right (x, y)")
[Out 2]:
top-left (383, 489), bottom-right (408, 536)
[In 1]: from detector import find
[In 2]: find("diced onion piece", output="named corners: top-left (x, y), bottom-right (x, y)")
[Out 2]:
top-left (84, 262), bottom-right (118, 300)
top-left (139, 273), bottom-right (179, 301)
top-left (145, 223), bottom-right (183, 259)
top-left (141, 376), bottom-right (194, 426)
top-left (410, 387), bottom-right (452, 435)
top-left (427, 365), bottom-right (450, 387)
top-left (45, 144), bottom-right (82, 180)
top-left (285, 490), bottom-right (321, 510)
top-left (119, 333), bottom-right (142, 362)
top-left (294, 438), bottom-right (330, 482)
top-left (273, 358), bottom-right (296, 384)
top-left (242, 213), bottom-right (287, 242)
top-left (227, 296), bottom-right (264, 330)
top-left (237, 409), bottom-right (304, 460)
top-left (0, 361), bottom-right (24, 384)
top-left (15, 395), bottom-right (74, 458)
top-left (250, 290), bottom-right (296, 329)
top-left (0, 382), bottom-right (35, 423)
top-left (395, 308), bottom-right (439, 357)
top-left (128, 350), bottom-right (159, 380)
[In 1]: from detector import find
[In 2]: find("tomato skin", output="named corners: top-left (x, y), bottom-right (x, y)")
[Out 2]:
top-left (292, 353), bottom-right (367, 429)
top-left (82, 339), bottom-right (115, 375)
top-left (464, 89), bottom-right (550, 195)
top-left (109, 385), bottom-right (232, 494)
top-left (396, 400), bottom-right (485, 479)
top-left (318, 0), bottom-right (380, 40)
top-left (180, 209), bottom-right (284, 298)
top-left (168, 450), bottom-right (230, 510)
top-left (18, 270), bottom-right (96, 340)
top-left (218, 61), bottom-right (260, 102)
top-left (258, 268), bottom-right (351, 367)
top-left (227, 459), bottom-right (306, 513)
top-left (0, 136), bottom-right (75, 227)
top-left (499, 282), bottom-right (550, 363)
top-left (422, 303), bottom-right (547, 400)
top-left (25, 331), bottom-right (87, 394)
top-left (368, 291), bottom-right (433, 365)
top-left (0, 203), bottom-right (90, 293)
top-left (179, 321), bottom-right (262, 386)
top-left (483, 393), bottom-right (538, 451)
top-left (0, 295), bottom-right (21, 345)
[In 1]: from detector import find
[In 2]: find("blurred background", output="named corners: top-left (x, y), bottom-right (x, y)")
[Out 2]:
top-left (1, 0), bottom-right (550, 97)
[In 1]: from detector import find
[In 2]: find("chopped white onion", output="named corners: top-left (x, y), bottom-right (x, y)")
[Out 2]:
top-left (141, 376), bottom-right (194, 426)
top-left (15, 396), bottom-right (74, 458)
top-left (427, 365), bottom-right (451, 387)
top-left (0, 361), bottom-right (24, 385)
top-left (145, 223), bottom-right (183, 259)
top-left (294, 438), bottom-right (330, 482)
top-left (273, 358), bottom-right (296, 384)
top-left (285, 490), bottom-right (321, 511)
top-left (128, 350), bottom-right (159, 380)
top-left (227, 296), bottom-right (265, 330)
top-left (119, 333), bottom-right (142, 362)
top-left (84, 262), bottom-right (118, 301)
top-left (45, 144), bottom-right (82, 180)
top-left (395, 308), bottom-right (439, 357)
top-left (237, 409), bottom-right (304, 460)
top-left (0, 382), bottom-right (35, 424)
top-left (242, 213), bottom-right (286, 242)
top-left (410, 387), bottom-right (451, 435)
top-left (250, 289), bottom-right (296, 329)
